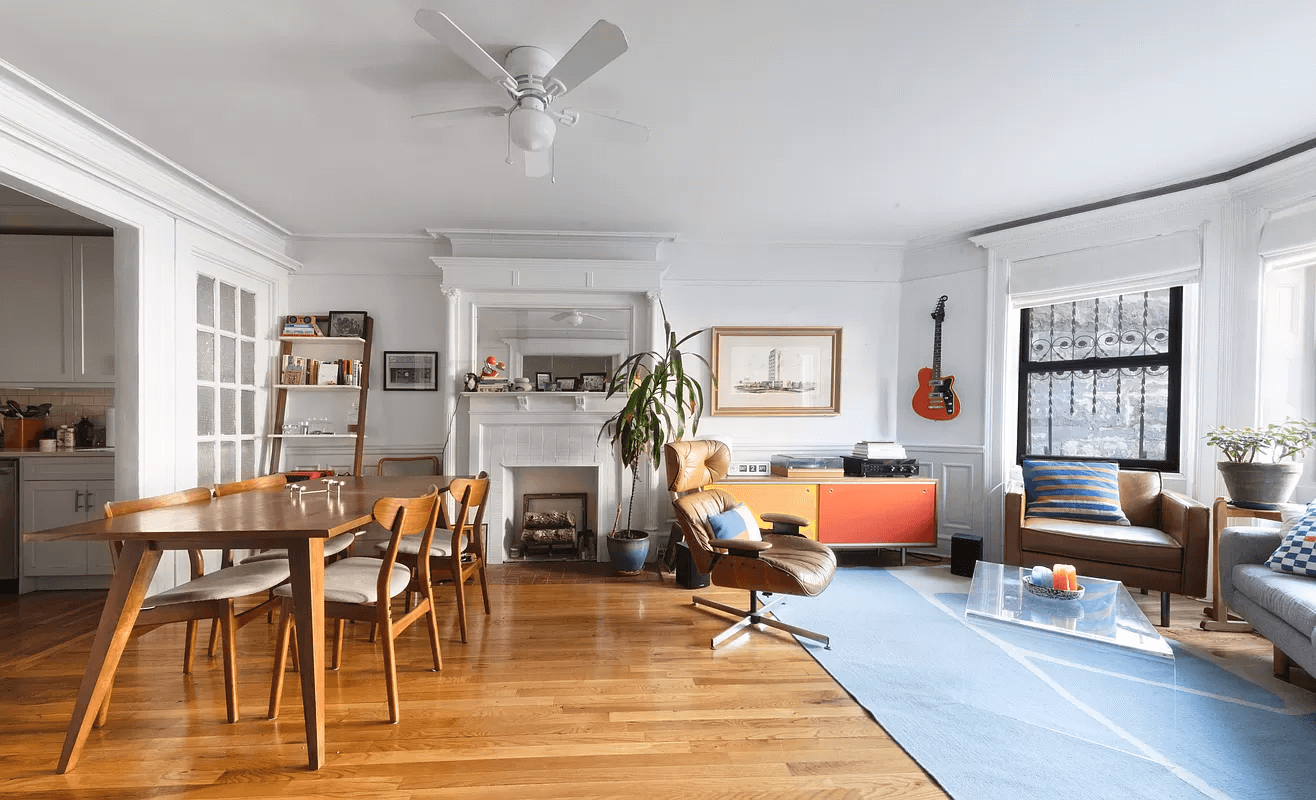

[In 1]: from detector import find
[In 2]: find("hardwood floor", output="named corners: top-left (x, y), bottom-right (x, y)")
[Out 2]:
top-left (1, 554), bottom-right (1308, 798)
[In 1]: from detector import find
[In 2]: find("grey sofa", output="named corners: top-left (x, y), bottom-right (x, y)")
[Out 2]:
top-left (1219, 524), bottom-right (1316, 680)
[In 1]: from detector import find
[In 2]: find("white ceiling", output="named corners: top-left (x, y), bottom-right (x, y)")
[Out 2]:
top-left (2, 1), bottom-right (1315, 244)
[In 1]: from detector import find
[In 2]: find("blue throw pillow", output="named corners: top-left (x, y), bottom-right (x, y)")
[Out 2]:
top-left (1267, 503), bottom-right (1316, 577)
top-left (1022, 460), bottom-right (1130, 525)
top-left (709, 503), bottom-right (762, 541)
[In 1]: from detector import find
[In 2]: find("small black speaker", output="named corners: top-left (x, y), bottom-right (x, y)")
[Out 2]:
top-left (674, 541), bottom-right (711, 589)
top-left (951, 533), bottom-right (983, 578)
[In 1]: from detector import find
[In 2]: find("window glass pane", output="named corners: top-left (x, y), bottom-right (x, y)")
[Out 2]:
top-left (240, 289), bottom-right (256, 338)
top-left (220, 336), bottom-right (236, 384)
top-left (241, 340), bottom-right (255, 385)
top-left (220, 440), bottom-right (237, 483)
top-left (219, 282), bottom-right (236, 333)
top-left (197, 387), bottom-right (215, 436)
top-left (197, 441), bottom-right (215, 487)
top-left (241, 390), bottom-right (255, 435)
top-left (1022, 367), bottom-right (1170, 462)
top-left (220, 388), bottom-right (236, 435)
top-left (197, 275), bottom-right (215, 327)
top-left (241, 440), bottom-right (256, 480)
top-left (197, 331), bottom-right (214, 381)
top-left (1026, 289), bottom-right (1172, 363)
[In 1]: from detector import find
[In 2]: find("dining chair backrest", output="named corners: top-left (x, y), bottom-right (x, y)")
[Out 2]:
top-left (214, 474), bottom-right (288, 497)
top-left (373, 485), bottom-right (442, 588)
top-left (377, 456), bottom-right (441, 476)
top-left (103, 487), bottom-right (214, 572)
top-left (444, 477), bottom-right (490, 553)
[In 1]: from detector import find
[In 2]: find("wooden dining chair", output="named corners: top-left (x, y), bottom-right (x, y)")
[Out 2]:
top-left (99, 487), bottom-right (292, 725)
top-left (379, 476), bottom-right (492, 643)
top-left (268, 486), bottom-right (444, 724)
top-left (377, 456), bottom-right (441, 476)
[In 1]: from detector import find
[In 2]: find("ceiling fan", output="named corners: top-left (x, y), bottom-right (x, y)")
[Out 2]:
top-left (413, 9), bottom-right (647, 178)
top-left (550, 310), bottom-right (606, 326)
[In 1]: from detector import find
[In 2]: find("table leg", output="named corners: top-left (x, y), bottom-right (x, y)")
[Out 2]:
top-left (287, 538), bottom-right (326, 770)
top-left (1201, 497), bottom-right (1254, 633)
top-left (57, 540), bottom-right (161, 774)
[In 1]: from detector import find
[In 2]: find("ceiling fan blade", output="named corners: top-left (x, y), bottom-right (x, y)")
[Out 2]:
top-left (564, 108), bottom-right (649, 145)
top-left (544, 20), bottom-right (628, 95)
top-left (411, 106), bottom-right (508, 128)
top-left (414, 10), bottom-right (516, 91)
top-left (524, 148), bottom-right (552, 178)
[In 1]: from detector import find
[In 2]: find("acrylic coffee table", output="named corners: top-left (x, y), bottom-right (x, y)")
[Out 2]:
top-left (964, 561), bottom-right (1173, 661)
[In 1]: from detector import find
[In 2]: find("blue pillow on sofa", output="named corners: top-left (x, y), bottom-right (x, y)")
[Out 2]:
top-left (1266, 502), bottom-right (1316, 577)
top-left (708, 503), bottom-right (762, 541)
top-left (1022, 459), bottom-right (1130, 525)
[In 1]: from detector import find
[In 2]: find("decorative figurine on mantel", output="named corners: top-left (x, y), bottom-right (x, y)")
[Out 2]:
top-left (480, 356), bottom-right (506, 382)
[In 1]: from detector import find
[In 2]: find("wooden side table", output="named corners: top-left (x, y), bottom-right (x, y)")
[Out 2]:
top-left (1200, 497), bottom-right (1282, 632)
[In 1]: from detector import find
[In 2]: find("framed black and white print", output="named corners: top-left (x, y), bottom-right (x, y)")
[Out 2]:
top-left (383, 351), bottom-right (438, 391)
top-left (327, 310), bottom-right (368, 339)
top-left (535, 372), bottom-right (553, 391)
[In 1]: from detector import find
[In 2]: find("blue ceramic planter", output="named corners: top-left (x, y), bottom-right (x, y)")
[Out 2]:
top-left (606, 531), bottom-right (650, 574)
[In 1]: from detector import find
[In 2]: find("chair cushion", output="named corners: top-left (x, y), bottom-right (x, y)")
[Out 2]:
top-left (1267, 504), bottom-right (1316, 577)
top-left (1019, 517), bottom-right (1182, 571)
top-left (1022, 460), bottom-right (1131, 525)
top-left (274, 557), bottom-right (411, 604)
top-left (375, 536), bottom-right (452, 558)
top-left (145, 559), bottom-right (290, 607)
top-left (709, 503), bottom-right (762, 541)
top-left (240, 530), bottom-right (359, 564)
top-left (1233, 563), bottom-right (1316, 642)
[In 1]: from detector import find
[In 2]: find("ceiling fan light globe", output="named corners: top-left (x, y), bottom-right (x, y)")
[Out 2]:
top-left (509, 106), bottom-right (556, 152)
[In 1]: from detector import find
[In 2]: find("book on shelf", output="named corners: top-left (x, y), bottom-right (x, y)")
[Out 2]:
top-left (278, 355), bottom-right (362, 387)
top-left (316, 362), bottom-right (339, 386)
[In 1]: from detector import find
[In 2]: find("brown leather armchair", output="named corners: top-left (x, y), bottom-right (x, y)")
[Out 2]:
top-left (665, 440), bottom-right (837, 649)
top-left (1004, 468), bottom-right (1209, 626)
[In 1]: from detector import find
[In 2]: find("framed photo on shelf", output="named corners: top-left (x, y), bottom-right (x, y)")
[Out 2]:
top-left (327, 310), bottom-right (368, 339)
top-left (382, 351), bottom-right (438, 391)
top-left (535, 372), bottom-right (553, 391)
top-left (578, 372), bottom-right (607, 392)
top-left (711, 326), bottom-right (842, 416)
top-left (556, 377), bottom-right (578, 391)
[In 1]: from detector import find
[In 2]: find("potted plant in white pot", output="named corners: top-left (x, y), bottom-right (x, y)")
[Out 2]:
top-left (599, 307), bottom-right (708, 574)
top-left (1206, 419), bottom-right (1316, 508)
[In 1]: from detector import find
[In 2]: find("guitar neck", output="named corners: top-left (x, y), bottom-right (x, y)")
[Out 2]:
top-left (931, 322), bottom-right (943, 380)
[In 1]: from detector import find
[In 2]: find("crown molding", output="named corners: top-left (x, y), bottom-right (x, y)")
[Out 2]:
top-left (427, 228), bottom-right (678, 261)
top-left (0, 59), bottom-right (297, 271)
top-left (433, 256), bottom-right (669, 293)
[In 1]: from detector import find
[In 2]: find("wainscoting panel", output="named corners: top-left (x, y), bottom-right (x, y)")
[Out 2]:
top-left (905, 445), bottom-right (987, 556)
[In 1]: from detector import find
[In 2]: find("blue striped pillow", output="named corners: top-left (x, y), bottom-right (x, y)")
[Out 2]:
top-left (1022, 460), bottom-right (1131, 525)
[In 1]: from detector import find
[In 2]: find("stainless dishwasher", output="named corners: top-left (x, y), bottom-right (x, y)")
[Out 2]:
top-left (0, 459), bottom-right (16, 593)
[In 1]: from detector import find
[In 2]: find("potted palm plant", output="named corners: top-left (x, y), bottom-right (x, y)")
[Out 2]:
top-left (1206, 419), bottom-right (1316, 508)
top-left (599, 306), bottom-right (709, 574)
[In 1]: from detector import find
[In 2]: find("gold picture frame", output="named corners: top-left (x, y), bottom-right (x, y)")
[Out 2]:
top-left (711, 326), bottom-right (842, 416)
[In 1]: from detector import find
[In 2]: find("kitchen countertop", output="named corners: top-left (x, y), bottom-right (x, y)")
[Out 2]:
top-left (0, 447), bottom-right (114, 459)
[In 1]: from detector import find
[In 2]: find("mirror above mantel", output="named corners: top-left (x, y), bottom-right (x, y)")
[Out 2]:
top-left (475, 306), bottom-right (633, 382)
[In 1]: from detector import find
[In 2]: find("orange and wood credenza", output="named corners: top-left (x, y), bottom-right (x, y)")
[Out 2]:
top-left (711, 476), bottom-right (938, 556)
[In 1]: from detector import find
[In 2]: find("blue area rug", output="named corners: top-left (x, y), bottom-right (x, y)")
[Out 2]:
top-left (773, 565), bottom-right (1316, 800)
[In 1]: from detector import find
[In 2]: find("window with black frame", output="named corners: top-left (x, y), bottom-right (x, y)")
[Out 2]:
top-left (1018, 287), bottom-right (1182, 472)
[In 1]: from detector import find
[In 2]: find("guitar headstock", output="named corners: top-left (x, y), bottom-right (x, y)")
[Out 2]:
top-left (931, 295), bottom-right (948, 323)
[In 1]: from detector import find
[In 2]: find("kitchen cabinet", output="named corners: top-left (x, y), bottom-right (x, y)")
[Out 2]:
top-left (0, 234), bottom-right (115, 386)
top-left (20, 457), bottom-right (114, 578)
top-left (713, 477), bottom-right (938, 553)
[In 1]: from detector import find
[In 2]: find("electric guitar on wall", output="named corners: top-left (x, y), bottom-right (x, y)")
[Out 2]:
top-left (912, 295), bottom-right (960, 420)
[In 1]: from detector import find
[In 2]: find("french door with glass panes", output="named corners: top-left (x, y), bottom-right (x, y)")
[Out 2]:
top-left (196, 272), bottom-right (269, 486)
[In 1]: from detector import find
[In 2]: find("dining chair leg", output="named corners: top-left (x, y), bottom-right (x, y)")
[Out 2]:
top-left (331, 618), bottom-right (346, 671)
top-left (207, 616), bottom-right (220, 658)
top-left (378, 608), bottom-right (400, 724)
top-left (268, 599), bottom-right (294, 720)
top-left (368, 622), bottom-right (378, 643)
top-left (477, 561), bottom-right (491, 615)
top-left (424, 589), bottom-right (443, 672)
top-left (220, 602), bottom-right (239, 723)
top-left (182, 619), bottom-right (198, 674)
top-left (94, 685), bottom-right (113, 728)
top-left (453, 570), bottom-right (470, 643)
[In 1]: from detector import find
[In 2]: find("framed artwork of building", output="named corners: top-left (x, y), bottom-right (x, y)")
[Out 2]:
top-left (710, 327), bottom-right (841, 416)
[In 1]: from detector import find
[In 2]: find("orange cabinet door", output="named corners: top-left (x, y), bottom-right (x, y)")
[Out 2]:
top-left (818, 482), bottom-right (936, 546)
top-left (710, 483), bottom-right (819, 540)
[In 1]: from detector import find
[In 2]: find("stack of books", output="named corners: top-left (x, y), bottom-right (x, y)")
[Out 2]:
top-left (475, 378), bottom-right (509, 393)
top-left (852, 441), bottom-right (906, 459)
top-left (281, 316), bottom-right (323, 337)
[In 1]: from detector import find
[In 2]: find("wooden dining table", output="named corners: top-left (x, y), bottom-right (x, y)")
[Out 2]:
top-left (24, 474), bottom-right (454, 773)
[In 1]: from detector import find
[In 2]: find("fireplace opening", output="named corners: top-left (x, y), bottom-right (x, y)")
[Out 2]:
top-left (506, 466), bottom-right (597, 562)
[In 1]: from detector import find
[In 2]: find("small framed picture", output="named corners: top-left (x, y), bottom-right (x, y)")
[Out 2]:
top-left (535, 372), bottom-right (553, 391)
top-left (557, 377), bottom-right (577, 391)
top-left (383, 351), bottom-right (438, 391)
top-left (578, 372), bottom-right (606, 392)
top-left (327, 311), bottom-right (368, 339)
